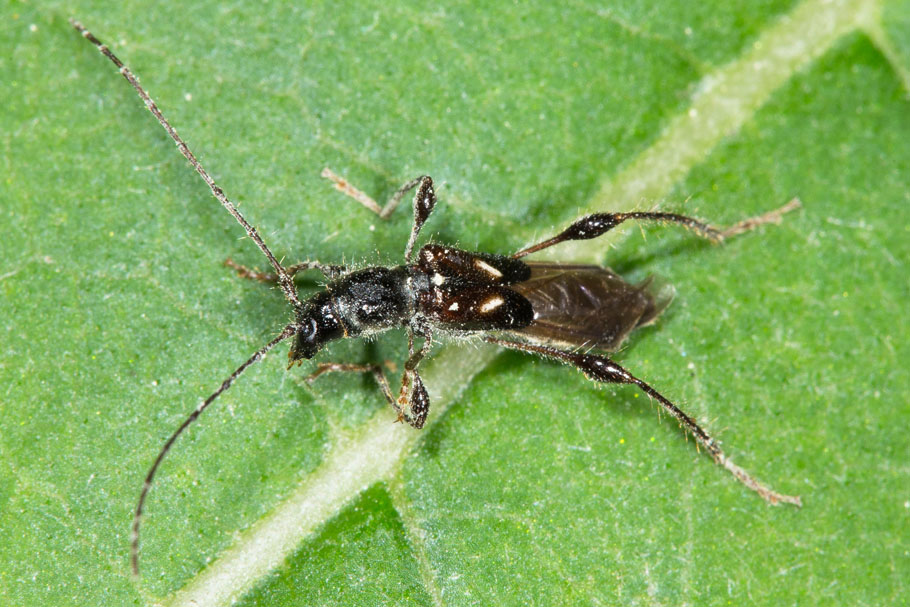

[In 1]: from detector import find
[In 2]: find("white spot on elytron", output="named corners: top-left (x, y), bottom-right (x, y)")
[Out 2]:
top-left (432, 273), bottom-right (445, 286)
top-left (479, 296), bottom-right (504, 313)
top-left (474, 259), bottom-right (503, 278)
top-left (184, 92), bottom-right (192, 101)
top-left (448, 302), bottom-right (459, 311)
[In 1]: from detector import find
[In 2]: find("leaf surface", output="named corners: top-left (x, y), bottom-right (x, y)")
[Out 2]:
top-left (1, 1), bottom-right (907, 605)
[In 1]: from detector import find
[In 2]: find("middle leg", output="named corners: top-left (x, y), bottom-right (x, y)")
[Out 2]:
top-left (392, 327), bottom-right (434, 429)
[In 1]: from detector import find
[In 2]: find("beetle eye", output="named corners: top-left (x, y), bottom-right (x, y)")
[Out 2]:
top-left (289, 317), bottom-right (320, 362)
top-left (301, 317), bottom-right (318, 340)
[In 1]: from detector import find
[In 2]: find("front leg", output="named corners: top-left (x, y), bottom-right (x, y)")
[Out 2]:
top-left (305, 362), bottom-right (394, 401)
top-left (225, 258), bottom-right (346, 281)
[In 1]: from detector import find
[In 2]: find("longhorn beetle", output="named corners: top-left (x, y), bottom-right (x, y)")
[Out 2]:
top-left (70, 20), bottom-right (802, 576)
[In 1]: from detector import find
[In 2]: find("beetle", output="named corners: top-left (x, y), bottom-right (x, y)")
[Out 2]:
top-left (70, 20), bottom-right (801, 576)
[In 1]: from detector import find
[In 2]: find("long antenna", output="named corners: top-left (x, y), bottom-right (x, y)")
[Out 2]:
top-left (130, 324), bottom-right (297, 575)
top-left (70, 19), bottom-right (302, 310)
top-left (69, 20), bottom-right (306, 575)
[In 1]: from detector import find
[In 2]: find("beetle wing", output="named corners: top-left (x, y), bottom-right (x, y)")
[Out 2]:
top-left (423, 286), bottom-right (534, 332)
top-left (508, 263), bottom-right (673, 351)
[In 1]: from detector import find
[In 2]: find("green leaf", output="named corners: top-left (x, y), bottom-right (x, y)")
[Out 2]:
top-left (2, 1), bottom-right (908, 605)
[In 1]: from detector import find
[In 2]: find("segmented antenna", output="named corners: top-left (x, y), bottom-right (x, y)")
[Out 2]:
top-left (70, 20), bottom-right (303, 575)
top-left (69, 19), bottom-right (301, 310)
top-left (129, 325), bottom-right (298, 574)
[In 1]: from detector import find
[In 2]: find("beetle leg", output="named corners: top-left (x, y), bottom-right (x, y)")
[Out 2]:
top-left (392, 328), bottom-right (433, 428)
top-left (321, 168), bottom-right (436, 263)
top-left (225, 258), bottom-right (346, 282)
top-left (305, 362), bottom-right (395, 409)
top-left (513, 199), bottom-right (801, 258)
top-left (484, 336), bottom-right (802, 507)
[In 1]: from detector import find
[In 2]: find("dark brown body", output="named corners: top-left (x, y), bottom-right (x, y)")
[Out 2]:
top-left (289, 244), bottom-right (668, 364)
top-left (70, 19), bottom-right (801, 576)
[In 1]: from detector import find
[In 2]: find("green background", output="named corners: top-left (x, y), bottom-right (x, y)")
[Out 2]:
top-left (2, 0), bottom-right (908, 605)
